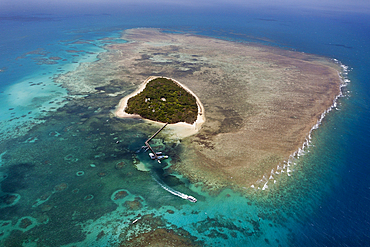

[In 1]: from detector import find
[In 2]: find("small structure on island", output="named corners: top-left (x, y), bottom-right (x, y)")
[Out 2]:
top-left (125, 77), bottom-right (199, 124)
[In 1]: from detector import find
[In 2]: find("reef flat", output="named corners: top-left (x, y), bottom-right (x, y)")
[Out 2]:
top-left (58, 28), bottom-right (342, 193)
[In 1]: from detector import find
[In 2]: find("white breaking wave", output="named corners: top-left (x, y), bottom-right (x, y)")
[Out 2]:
top-left (251, 59), bottom-right (350, 191)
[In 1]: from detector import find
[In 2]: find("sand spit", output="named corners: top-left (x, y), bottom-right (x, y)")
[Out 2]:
top-left (114, 76), bottom-right (205, 139)
top-left (58, 28), bottom-right (342, 191)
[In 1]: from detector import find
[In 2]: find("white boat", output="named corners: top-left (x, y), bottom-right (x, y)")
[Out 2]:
top-left (149, 152), bottom-right (168, 160)
top-left (186, 195), bottom-right (197, 203)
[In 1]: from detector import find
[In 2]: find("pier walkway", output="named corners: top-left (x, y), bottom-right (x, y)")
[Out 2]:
top-left (145, 123), bottom-right (168, 161)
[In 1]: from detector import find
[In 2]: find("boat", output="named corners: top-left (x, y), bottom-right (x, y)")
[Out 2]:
top-left (186, 195), bottom-right (197, 203)
top-left (149, 152), bottom-right (168, 160)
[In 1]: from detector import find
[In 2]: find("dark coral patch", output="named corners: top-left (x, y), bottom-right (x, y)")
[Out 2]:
top-left (72, 188), bottom-right (80, 194)
top-left (0, 193), bottom-right (20, 206)
top-left (54, 183), bottom-right (68, 192)
top-left (124, 200), bottom-right (142, 210)
top-left (19, 218), bottom-right (33, 229)
top-left (97, 172), bottom-right (107, 177)
top-left (41, 204), bottom-right (53, 212)
top-left (113, 190), bottom-right (128, 200)
top-left (84, 194), bottom-right (94, 200)
top-left (115, 161), bottom-right (125, 170)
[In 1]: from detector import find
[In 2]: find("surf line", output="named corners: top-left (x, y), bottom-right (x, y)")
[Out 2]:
top-left (152, 174), bottom-right (197, 203)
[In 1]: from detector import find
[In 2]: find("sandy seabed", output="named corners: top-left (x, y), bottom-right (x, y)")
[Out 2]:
top-left (57, 28), bottom-right (342, 192)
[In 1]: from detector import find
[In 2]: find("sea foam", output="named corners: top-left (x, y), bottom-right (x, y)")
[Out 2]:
top-left (251, 59), bottom-right (350, 191)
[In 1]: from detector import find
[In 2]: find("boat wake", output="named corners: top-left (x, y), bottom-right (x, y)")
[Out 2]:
top-left (152, 174), bottom-right (197, 203)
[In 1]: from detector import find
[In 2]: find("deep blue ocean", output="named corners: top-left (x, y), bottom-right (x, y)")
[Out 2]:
top-left (0, 3), bottom-right (369, 246)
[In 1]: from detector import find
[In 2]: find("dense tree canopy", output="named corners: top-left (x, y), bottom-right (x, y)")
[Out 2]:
top-left (125, 78), bottom-right (198, 124)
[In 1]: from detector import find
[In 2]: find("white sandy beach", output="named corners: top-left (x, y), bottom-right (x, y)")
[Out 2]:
top-left (99, 28), bottom-right (342, 189)
top-left (113, 76), bottom-right (205, 139)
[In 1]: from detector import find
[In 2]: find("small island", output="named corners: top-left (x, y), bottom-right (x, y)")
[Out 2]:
top-left (85, 28), bottom-right (342, 192)
top-left (125, 77), bottom-right (198, 124)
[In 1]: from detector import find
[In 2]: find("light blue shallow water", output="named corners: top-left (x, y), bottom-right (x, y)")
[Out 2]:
top-left (0, 5), bottom-right (369, 246)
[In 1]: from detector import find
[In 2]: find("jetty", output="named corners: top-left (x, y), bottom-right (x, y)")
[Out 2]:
top-left (145, 123), bottom-right (168, 162)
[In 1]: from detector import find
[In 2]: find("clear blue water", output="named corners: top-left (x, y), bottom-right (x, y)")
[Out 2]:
top-left (0, 4), bottom-right (369, 246)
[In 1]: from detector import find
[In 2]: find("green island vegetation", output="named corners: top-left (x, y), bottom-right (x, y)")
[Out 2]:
top-left (125, 77), bottom-right (198, 124)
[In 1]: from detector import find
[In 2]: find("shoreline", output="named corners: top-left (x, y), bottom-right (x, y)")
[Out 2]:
top-left (69, 28), bottom-right (343, 191)
top-left (113, 76), bottom-right (206, 139)
top-left (250, 62), bottom-right (348, 191)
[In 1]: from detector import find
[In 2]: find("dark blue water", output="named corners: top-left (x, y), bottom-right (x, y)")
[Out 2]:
top-left (1, 4), bottom-right (369, 246)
